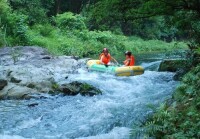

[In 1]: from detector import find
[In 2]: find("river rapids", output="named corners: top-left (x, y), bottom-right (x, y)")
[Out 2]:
top-left (0, 59), bottom-right (178, 139)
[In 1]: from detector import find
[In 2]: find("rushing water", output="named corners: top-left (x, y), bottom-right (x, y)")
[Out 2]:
top-left (0, 53), bottom-right (179, 139)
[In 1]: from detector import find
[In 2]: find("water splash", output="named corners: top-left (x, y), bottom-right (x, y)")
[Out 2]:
top-left (0, 62), bottom-right (177, 139)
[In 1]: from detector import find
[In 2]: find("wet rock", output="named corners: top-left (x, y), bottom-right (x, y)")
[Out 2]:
top-left (10, 77), bottom-right (22, 83)
top-left (7, 71), bottom-right (12, 77)
top-left (41, 56), bottom-right (51, 59)
top-left (0, 46), bottom-right (86, 100)
top-left (0, 84), bottom-right (36, 100)
top-left (158, 59), bottom-right (187, 72)
top-left (28, 103), bottom-right (39, 107)
top-left (57, 81), bottom-right (102, 96)
top-left (173, 68), bottom-right (189, 81)
top-left (26, 83), bottom-right (35, 89)
top-left (0, 79), bottom-right (7, 90)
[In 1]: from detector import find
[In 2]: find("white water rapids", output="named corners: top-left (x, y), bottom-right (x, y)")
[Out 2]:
top-left (0, 60), bottom-right (178, 139)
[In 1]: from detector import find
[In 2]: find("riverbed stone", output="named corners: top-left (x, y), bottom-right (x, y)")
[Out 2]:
top-left (0, 83), bottom-right (36, 99)
top-left (10, 76), bottom-right (22, 83)
top-left (57, 81), bottom-right (102, 96)
top-left (0, 79), bottom-right (7, 90)
top-left (0, 46), bottom-right (95, 99)
top-left (158, 59), bottom-right (187, 72)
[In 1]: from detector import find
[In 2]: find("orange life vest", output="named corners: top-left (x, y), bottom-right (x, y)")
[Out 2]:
top-left (99, 53), bottom-right (111, 64)
top-left (124, 55), bottom-right (135, 66)
top-left (130, 55), bottom-right (135, 66)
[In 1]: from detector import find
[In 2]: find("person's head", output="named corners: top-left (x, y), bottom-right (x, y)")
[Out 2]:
top-left (102, 48), bottom-right (109, 55)
top-left (125, 51), bottom-right (132, 58)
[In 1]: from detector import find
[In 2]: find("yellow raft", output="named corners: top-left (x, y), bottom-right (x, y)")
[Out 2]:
top-left (87, 60), bottom-right (144, 76)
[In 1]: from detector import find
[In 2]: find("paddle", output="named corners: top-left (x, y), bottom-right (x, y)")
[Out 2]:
top-left (111, 57), bottom-right (121, 67)
top-left (104, 62), bottom-right (121, 67)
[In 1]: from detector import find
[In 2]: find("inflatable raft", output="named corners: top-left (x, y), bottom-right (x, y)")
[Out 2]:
top-left (87, 60), bottom-right (144, 76)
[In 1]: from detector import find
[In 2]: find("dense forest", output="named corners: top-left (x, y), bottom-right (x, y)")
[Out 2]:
top-left (0, 0), bottom-right (190, 57)
top-left (0, 0), bottom-right (200, 138)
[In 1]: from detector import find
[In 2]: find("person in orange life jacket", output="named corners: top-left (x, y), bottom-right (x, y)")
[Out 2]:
top-left (99, 48), bottom-right (118, 66)
top-left (123, 51), bottom-right (135, 66)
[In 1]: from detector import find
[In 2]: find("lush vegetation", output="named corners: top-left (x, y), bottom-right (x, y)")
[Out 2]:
top-left (131, 64), bottom-right (200, 138)
top-left (0, 0), bottom-right (200, 138)
top-left (127, 0), bottom-right (200, 138)
top-left (27, 23), bottom-right (185, 56)
top-left (0, 0), bottom-right (187, 57)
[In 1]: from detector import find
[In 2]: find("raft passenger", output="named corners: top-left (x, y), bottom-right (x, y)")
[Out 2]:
top-left (99, 48), bottom-right (118, 65)
top-left (124, 51), bottom-right (135, 66)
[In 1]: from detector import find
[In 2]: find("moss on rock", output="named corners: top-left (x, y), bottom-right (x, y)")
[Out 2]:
top-left (56, 81), bottom-right (102, 96)
top-left (158, 59), bottom-right (187, 72)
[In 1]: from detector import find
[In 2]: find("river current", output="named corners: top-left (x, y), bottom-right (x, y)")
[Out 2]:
top-left (0, 53), bottom-right (179, 139)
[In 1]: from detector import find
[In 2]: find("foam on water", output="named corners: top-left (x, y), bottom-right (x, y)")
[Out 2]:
top-left (18, 117), bottom-right (42, 130)
top-left (0, 63), bottom-right (177, 139)
top-left (0, 135), bottom-right (30, 139)
top-left (78, 127), bottom-right (130, 139)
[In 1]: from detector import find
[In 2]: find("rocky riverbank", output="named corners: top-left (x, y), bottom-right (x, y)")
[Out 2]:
top-left (0, 46), bottom-right (101, 100)
top-left (158, 59), bottom-right (189, 80)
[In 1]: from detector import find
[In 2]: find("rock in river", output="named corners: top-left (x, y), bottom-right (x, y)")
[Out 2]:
top-left (158, 59), bottom-right (187, 72)
top-left (57, 81), bottom-right (102, 96)
top-left (158, 59), bottom-right (190, 80)
top-left (0, 79), bottom-right (7, 90)
top-left (0, 46), bottom-right (100, 100)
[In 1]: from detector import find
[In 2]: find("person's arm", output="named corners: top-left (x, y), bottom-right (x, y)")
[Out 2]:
top-left (124, 59), bottom-right (130, 66)
top-left (100, 56), bottom-right (104, 64)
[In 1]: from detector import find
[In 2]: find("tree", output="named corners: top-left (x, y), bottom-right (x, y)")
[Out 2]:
top-left (135, 0), bottom-right (200, 40)
top-left (8, 0), bottom-right (54, 24)
top-left (53, 0), bottom-right (95, 15)
top-left (135, 0), bottom-right (200, 65)
top-left (85, 0), bottom-right (175, 38)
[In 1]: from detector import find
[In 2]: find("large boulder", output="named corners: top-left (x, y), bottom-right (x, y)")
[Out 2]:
top-left (158, 59), bottom-right (187, 72)
top-left (57, 81), bottom-right (102, 96)
top-left (0, 46), bottom-right (89, 100)
top-left (0, 83), bottom-right (36, 100)
top-left (0, 79), bottom-right (7, 90)
top-left (158, 59), bottom-right (190, 81)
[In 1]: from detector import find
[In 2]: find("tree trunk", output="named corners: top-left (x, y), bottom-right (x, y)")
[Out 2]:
top-left (56, 0), bottom-right (61, 14)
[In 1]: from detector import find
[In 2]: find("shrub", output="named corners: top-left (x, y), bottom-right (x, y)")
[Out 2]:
top-left (55, 12), bottom-right (86, 31)
top-left (0, 0), bottom-right (11, 47)
top-left (9, 0), bottom-right (53, 25)
top-left (27, 22), bottom-right (187, 58)
top-left (14, 15), bottom-right (29, 45)
top-left (32, 24), bottom-right (55, 37)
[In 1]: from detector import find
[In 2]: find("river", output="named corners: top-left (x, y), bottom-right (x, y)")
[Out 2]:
top-left (0, 52), bottom-right (180, 139)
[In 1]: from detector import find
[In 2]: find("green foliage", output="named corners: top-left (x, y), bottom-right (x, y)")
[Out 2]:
top-left (27, 22), bottom-right (186, 58)
top-left (52, 83), bottom-right (59, 90)
top-left (14, 15), bottom-right (29, 45)
top-left (0, 0), bottom-right (31, 46)
top-left (132, 65), bottom-right (200, 138)
top-left (0, 0), bottom-right (11, 46)
top-left (0, 23), bottom-right (7, 46)
top-left (0, 0), bottom-right (188, 53)
top-left (55, 12), bottom-right (86, 31)
top-left (9, 0), bottom-right (54, 24)
top-left (32, 24), bottom-right (55, 37)
top-left (137, 0), bottom-right (200, 53)
top-left (85, 0), bottom-right (179, 40)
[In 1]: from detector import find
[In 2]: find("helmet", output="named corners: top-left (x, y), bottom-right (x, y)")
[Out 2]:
top-left (125, 51), bottom-right (132, 56)
top-left (102, 48), bottom-right (108, 53)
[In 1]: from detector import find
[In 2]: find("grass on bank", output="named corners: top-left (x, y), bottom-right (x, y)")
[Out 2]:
top-left (26, 24), bottom-right (187, 57)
